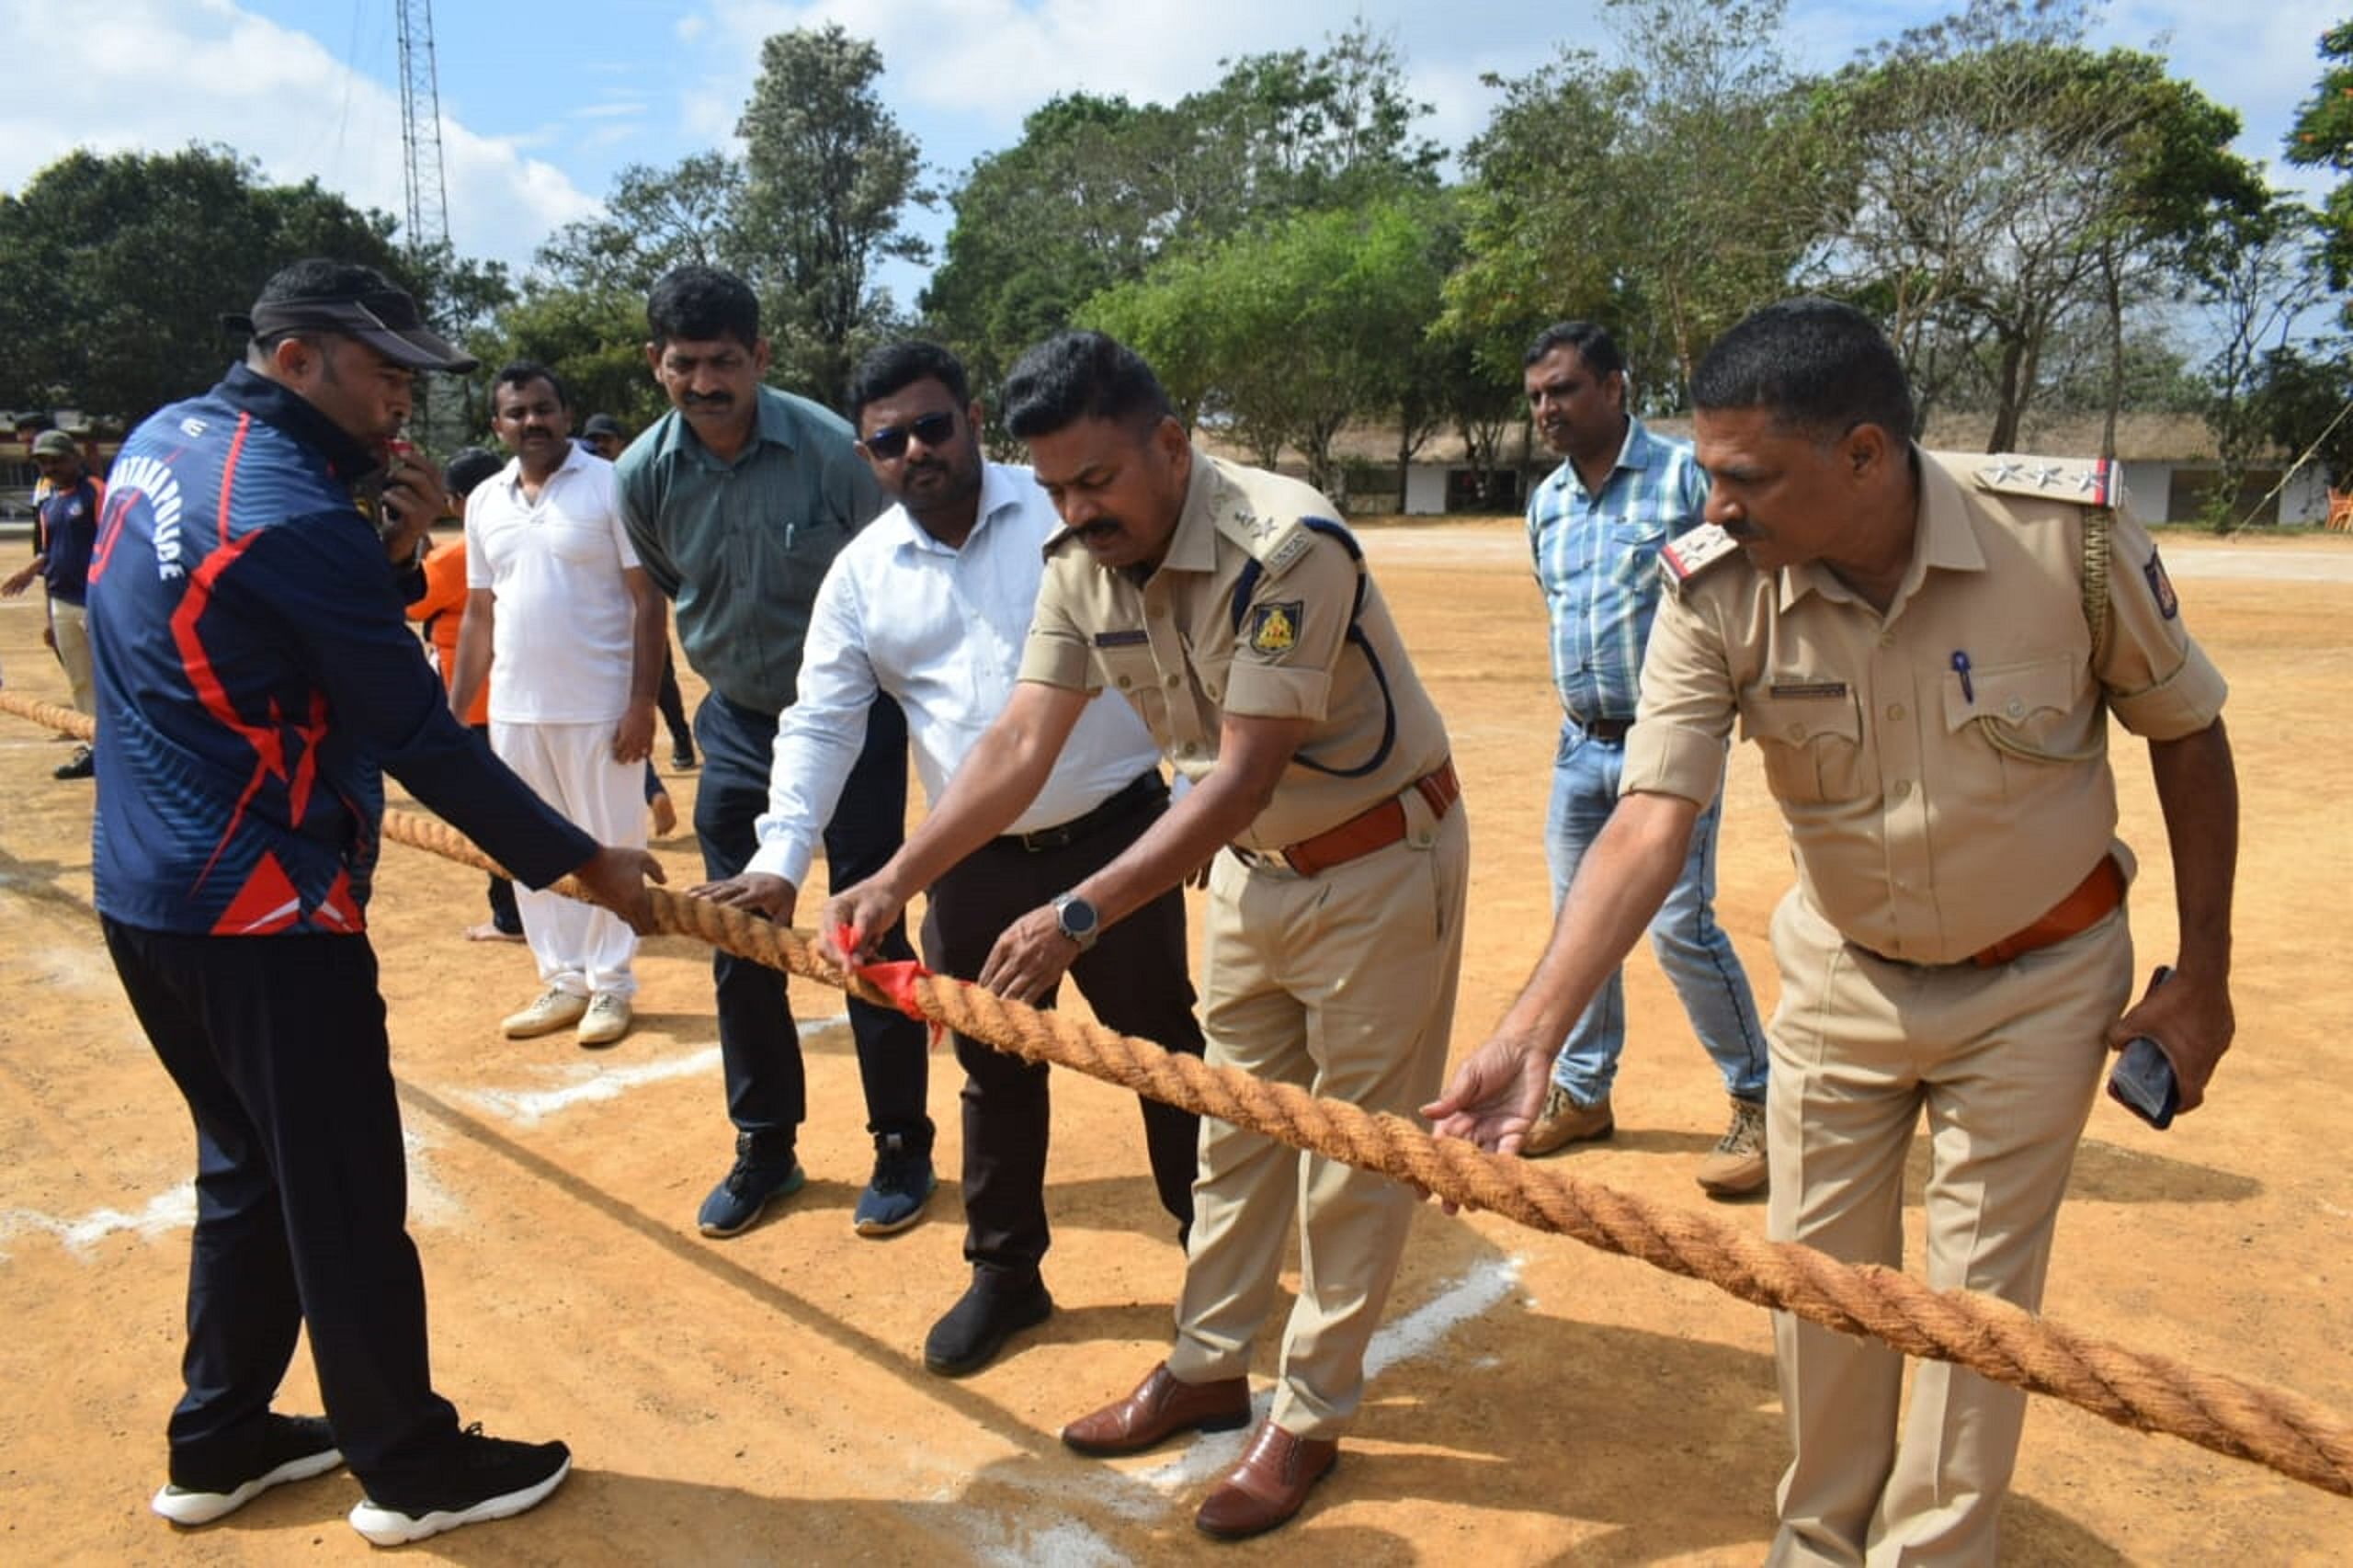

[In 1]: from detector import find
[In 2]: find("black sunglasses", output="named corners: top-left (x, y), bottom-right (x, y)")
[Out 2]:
top-left (862, 410), bottom-right (957, 460)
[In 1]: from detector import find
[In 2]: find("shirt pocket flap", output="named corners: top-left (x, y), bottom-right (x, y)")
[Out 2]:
top-left (1738, 688), bottom-right (1861, 748)
top-left (1092, 643), bottom-right (1164, 695)
top-left (1942, 655), bottom-right (2075, 733)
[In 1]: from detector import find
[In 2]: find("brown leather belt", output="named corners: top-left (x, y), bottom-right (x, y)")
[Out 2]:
top-left (1240, 760), bottom-right (1461, 878)
top-left (1971, 854), bottom-right (2126, 968)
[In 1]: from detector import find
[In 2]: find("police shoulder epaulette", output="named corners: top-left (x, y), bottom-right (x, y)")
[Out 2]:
top-left (1969, 453), bottom-right (2121, 510)
top-left (1659, 523), bottom-right (1739, 589)
top-left (1214, 501), bottom-right (1314, 575)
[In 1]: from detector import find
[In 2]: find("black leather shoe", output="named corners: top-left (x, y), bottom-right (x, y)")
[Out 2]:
top-left (923, 1274), bottom-right (1052, 1377)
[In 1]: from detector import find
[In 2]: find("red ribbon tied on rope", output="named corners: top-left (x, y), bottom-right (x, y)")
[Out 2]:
top-left (834, 924), bottom-right (941, 1044)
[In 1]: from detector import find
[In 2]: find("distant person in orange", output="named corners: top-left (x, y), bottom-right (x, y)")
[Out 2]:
top-left (409, 449), bottom-right (523, 941)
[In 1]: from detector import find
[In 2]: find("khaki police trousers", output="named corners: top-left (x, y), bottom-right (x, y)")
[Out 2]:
top-left (1765, 887), bottom-right (2133, 1567)
top-left (1166, 794), bottom-right (1468, 1439)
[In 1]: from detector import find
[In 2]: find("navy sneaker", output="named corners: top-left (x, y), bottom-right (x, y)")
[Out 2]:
top-left (852, 1133), bottom-right (936, 1237)
top-left (152, 1413), bottom-right (343, 1526)
top-left (347, 1425), bottom-right (570, 1546)
top-left (698, 1134), bottom-right (805, 1237)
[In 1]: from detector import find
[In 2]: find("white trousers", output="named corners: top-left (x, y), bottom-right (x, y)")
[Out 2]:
top-left (489, 719), bottom-right (644, 999)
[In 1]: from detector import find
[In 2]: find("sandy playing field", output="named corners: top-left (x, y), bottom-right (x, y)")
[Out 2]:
top-left (1, 519), bottom-right (2347, 1564)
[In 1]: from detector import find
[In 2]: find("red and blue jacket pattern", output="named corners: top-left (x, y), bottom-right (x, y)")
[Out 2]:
top-left (86, 365), bottom-right (594, 937)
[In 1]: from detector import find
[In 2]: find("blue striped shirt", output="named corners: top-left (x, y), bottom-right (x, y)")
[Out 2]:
top-left (1527, 416), bottom-right (1710, 723)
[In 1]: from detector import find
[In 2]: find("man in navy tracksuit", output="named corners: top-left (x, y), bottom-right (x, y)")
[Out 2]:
top-left (86, 260), bottom-right (659, 1546)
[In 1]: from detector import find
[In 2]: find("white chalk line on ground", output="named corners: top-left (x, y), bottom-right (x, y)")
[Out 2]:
top-left (0, 1127), bottom-right (460, 1262)
top-left (940, 1255), bottom-right (1528, 1556)
top-left (460, 1016), bottom-right (847, 1127)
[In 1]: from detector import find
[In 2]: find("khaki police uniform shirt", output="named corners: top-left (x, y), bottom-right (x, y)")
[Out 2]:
top-left (1017, 449), bottom-right (1449, 851)
top-left (1622, 448), bottom-right (2227, 964)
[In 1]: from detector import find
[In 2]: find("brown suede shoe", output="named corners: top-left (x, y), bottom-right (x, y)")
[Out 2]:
top-left (1194, 1420), bottom-right (1338, 1540)
top-left (1061, 1362), bottom-right (1252, 1457)
top-left (1521, 1085), bottom-right (1613, 1156)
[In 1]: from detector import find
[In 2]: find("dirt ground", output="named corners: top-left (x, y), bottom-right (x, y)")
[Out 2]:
top-left (2, 519), bottom-right (2349, 1565)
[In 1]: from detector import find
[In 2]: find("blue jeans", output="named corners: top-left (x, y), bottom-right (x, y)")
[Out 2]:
top-left (693, 690), bottom-right (931, 1157)
top-left (1542, 720), bottom-right (1767, 1105)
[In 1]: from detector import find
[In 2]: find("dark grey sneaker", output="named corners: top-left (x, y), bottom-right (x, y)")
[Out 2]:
top-left (347, 1425), bottom-right (570, 1547)
top-left (697, 1133), bottom-right (805, 1237)
top-left (152, 1413), bottom-right (343, 1526)
top-left (925, 1274), bottom-right (1053, 1377)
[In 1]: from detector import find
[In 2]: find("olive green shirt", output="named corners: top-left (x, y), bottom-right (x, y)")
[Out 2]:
top-left (1017, 449), bottom-right (1449, 850)
top-left (614, 385), bottom-right (883, 715)
top-left (1624, 448), bottom-right (2227, 964)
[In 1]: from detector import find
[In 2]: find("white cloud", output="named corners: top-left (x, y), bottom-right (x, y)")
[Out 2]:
top-left (0, 0), bottom-right (599, 271)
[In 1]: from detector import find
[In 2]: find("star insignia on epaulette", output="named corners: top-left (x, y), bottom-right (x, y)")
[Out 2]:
top-left (1981, 460), bottom-right (2022, 484)
top-left (2029, 464), bottom-right (2063, 489)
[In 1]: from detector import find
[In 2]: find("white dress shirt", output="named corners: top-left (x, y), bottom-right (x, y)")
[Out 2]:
top-left (746, 462), bottom-right (1163, 888)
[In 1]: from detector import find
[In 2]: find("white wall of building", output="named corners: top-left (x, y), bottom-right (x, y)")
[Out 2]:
top-left (1404, 464), bottom-right (1449, 516)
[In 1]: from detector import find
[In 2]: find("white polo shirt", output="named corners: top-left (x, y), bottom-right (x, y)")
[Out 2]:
top-left (465, 444), bottom-right (640, 724)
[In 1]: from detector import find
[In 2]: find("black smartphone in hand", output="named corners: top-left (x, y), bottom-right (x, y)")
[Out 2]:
top-left (2107, 965), bottom-right (2177, 1130)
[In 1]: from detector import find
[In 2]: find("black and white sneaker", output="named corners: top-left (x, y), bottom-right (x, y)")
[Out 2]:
top-left (152, 1413), bottom-right (343, 1526)
top-left (347, 1425), bottom-right (571, 1547)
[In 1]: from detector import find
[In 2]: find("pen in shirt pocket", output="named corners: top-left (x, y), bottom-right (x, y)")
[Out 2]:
top-left (1951, 650), bottom-right (1974, 704)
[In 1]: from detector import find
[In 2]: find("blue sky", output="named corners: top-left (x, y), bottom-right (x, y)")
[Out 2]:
top-left (6, 0), bottom-right (2340, 306)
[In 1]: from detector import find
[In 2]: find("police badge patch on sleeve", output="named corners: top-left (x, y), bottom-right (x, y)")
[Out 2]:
top-left (2143, 549), bottom-right (2178, 619)
top-left (1246, 600), bottom-right (1303, 655)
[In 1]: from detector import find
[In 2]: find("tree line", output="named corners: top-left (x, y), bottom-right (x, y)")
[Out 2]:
top-left (4, 0), bottom-right (2348, 523)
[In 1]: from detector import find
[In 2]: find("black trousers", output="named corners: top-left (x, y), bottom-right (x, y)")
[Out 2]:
top-left (693, 690), bottom-right (930, 1155)
top-left (104, 920), bottom-right (461, 1490)
top-left (923, 776), bottom-right (1204, 1280)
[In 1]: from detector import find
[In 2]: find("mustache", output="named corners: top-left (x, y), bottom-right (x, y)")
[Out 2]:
top-left (1721, 519), bottom-right (1760, 541)
top-left (681, 391), bottom-right (734, 410)
top-left (1077, 518), bottom-right (1123, 541)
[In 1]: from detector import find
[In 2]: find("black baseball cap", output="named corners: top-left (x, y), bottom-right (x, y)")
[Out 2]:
top-left (442, 446), bottom-right (505, 497)
top-left (582, 414), bottom-right (624, 439)
top-left (227, 262), bottom-right (479, 373)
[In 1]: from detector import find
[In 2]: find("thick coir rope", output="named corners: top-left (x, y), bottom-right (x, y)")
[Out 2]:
top-left (7, 687), bottom-right (2349, 1498)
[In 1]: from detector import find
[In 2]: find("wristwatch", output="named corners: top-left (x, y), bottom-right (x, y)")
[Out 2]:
top-left (1051, 892), bottom-right (1100, 952)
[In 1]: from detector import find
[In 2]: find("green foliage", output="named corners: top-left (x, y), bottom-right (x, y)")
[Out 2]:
top-left (534, 153), bottom-right (748, 298)
top-left (925, 22), bottom-right (1438, 403)
top-left (1083, 196), bottom-right (1452, 501)
top-left (2250, 340), bottom-right (2353, 485)
top-left (2285, 21), bottom-right (2353, 297)
top-left (738, 23), bottom-right (932, 404)
top-left (0, 145), bottom-right (405, 426)
top-left (525, 28), bottom-right (930, 410)
top-left (472, 284), bottom-right (668, 438)
top-left (1802, 2), bottom-right (2267, 448)
top-left (1442, 0), bottom-right (1826, 406)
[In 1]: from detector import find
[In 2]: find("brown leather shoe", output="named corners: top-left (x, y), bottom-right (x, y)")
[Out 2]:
top-left (1061, 1362), bottom-right (1252, 1457)
top-left (1194, 1420), bottom-right (1338, 1540)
